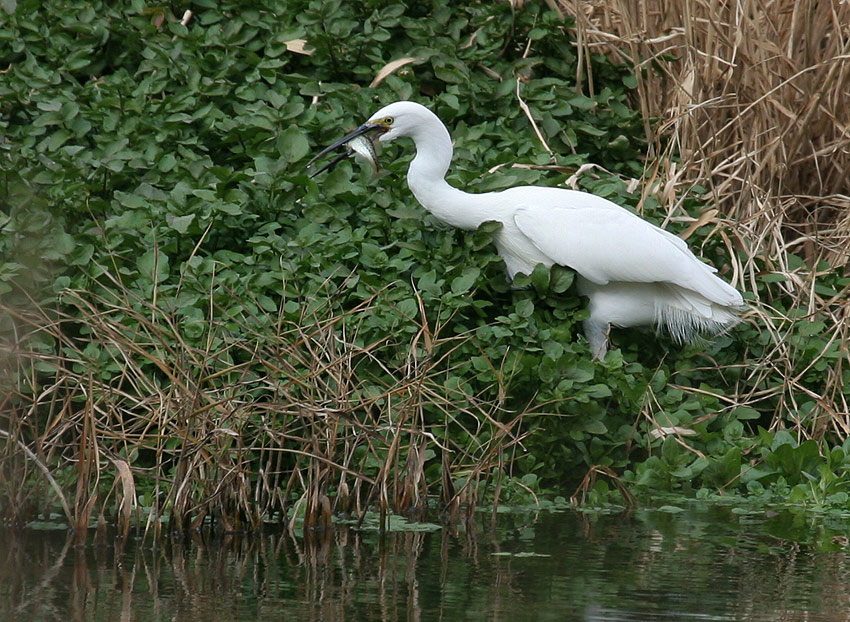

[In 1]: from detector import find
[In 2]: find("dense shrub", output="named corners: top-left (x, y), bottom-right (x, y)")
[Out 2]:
top-left (2, 0), bottom-right (848, 528)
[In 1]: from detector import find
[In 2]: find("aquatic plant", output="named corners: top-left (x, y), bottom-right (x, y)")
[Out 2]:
top-left (1, 0), bottom-right (849, 533)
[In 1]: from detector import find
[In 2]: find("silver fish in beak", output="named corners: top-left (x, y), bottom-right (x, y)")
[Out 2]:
top-left (307, 122), bottom-right (384, 177)
top-left (347, 135), bottom-right (379, 175)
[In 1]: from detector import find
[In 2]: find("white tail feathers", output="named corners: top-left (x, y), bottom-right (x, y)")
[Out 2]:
top-left (580, 278), bottom-right (744, 359)
top-left (655, 302), bottom-right (742, 344)
top-left (655, 283), bottom-right (744, 344)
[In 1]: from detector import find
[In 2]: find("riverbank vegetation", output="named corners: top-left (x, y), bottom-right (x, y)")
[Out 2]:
top-left (2, 0), bottom-right (849, 534)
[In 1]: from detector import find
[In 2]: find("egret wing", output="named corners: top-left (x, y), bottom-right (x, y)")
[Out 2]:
top-left (513, 202), bottom-right (736, 304)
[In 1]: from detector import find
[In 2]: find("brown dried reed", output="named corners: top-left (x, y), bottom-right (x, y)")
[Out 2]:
top-left (553, 0), bottom-right (850, 437)
top-left (0, 278), bottom-right (527, 536)
top-left (5, 2), bottom-right (849, 529)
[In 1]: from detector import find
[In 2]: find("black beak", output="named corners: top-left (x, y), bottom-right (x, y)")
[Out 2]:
top-left (306, 122), bottom-right (380, 177)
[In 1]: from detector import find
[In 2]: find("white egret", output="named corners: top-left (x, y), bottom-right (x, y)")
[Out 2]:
top-left (308, 101), bottom-right (744, 359)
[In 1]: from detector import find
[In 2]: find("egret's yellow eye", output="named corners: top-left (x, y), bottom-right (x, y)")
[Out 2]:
top-left (383, 117), bottom-right (394, 126)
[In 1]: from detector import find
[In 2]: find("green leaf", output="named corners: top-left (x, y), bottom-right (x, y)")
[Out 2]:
top-left (168, 214), bottom-right (195, 234)
top-left (280, 125), bottom-right (310, 163)
top-left (138, 249), bottom-right (170, 282)
top-left (550, 266), bottom-right (574, 293)
top-left (216, 202), bottom-right (244, 216)
top-left (114, 191), bottom-right (147, 209)
top-left (69, 243), bottom-right (94, 266)
top-left (734, 406), bottom-right (761, 420)
top-left (586, 383), bottom-right (612, 398)
top-left (583, 418), bottom-right (608, 434)
top-left (798, 320), bottom-right (825, 336)
top-left (47, 129), bottom-right (71, 151)
top-left (515, 298), bottom-right (534, 318)
top-left (530, 263), bottom-right (549, 294)
top-left (451, 266), bottom-right (479, 294)
top-left (158, 153), bottom-right (177, 172)
top-left (192, 189), bottom-right (218, 201)
top-left (566, 94), bottom-right (596, 110)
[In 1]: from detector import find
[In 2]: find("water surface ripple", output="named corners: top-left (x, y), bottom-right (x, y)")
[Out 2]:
top-left (2, 503), bottom-right (848, 621)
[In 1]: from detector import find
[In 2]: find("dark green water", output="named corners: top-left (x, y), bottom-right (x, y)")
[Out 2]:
top-left (3, 503), bottom-right (849, 621)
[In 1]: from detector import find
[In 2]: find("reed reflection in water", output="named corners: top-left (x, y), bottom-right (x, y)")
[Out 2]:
top-left (3, 507), bottom-right (850, 621)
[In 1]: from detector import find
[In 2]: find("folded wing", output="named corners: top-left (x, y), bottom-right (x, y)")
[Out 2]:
top-left (512, 201), bottom-right (742, 308)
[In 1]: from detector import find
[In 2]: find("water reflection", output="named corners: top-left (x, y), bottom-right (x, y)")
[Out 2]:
top-left (3, 504), bottom-right (850, 621)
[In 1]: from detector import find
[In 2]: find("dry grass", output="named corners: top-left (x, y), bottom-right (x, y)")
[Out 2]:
top-left (552, 0), bottom-right (850, 437)
top-left (555, 0), bottom-right (850, 241)
top-left (4, 1), bottom-right (849, 528)
top-left (0, 276), bottom-right (528, 535)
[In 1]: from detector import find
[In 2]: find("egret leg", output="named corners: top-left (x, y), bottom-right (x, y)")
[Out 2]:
top-left (583, 318), bottom-right (609, 360)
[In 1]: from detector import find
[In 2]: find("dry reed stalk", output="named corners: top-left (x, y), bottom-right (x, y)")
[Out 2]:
top-left (556, 0), bottom-right (850, 437)
top-left (0, 271), bottom-right (522, 534)
top-left (559, 0), bottom-right (850, 266)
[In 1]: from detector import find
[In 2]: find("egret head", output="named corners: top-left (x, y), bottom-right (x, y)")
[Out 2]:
top-left (365, 101), bottom-right (433, 143)
top-left (306, 101), bottom-right (445, 177)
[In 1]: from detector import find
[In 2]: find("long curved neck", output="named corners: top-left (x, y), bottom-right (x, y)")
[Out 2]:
top-left (405, 116), bottom-right (493, 231)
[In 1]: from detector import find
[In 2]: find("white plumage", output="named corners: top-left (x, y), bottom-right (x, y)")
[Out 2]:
top-left (310, 100), bottom-right (744, 359)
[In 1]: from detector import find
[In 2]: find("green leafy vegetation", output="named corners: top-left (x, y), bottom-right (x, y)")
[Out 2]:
top-left (2, 0), bottom-right (849, 532)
